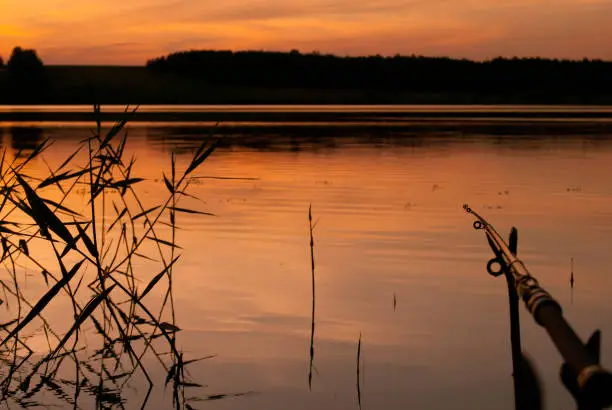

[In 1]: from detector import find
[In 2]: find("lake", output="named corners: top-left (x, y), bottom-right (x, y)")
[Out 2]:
top-left (1, 106), bottom-right (612, 409)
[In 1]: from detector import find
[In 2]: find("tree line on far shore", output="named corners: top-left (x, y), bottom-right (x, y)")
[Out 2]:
top-left (147, 49), bottom-right (612, 95)
top-left (0, 47), bottom-right (48, 103)
top-left (2, 46), bottom-right (612, 103)
top-left (0, 47), bottom-right (44, 73)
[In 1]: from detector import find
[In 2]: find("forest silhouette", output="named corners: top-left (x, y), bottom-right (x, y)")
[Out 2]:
top-left (147, 50), bottom-right (612, 95)
top-left (1, 48), bottom-right (611, 104)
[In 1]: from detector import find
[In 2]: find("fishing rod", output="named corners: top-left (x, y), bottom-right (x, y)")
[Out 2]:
top-left (464, 204), bottom-right (612, 410)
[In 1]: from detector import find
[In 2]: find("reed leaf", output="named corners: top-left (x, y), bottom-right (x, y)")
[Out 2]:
top-left (165, 364), bottom-right (176, 386)
top-left (16, 174), bottom-right (74, 246)
top-left (57, 146), bottom-right (83, 172)
top-left (131, 206), bottom-right (160, 222)
top-left (138, 256), bottom-right (180, 302)
top-left (114, 130), bottom-right (129, 163)
top-left (107, 205), bottom-right (128, 233)
top-left (168, 206), bottom-right (215, 216)
top-left (178, 382), bottom-right (202, 388)
top-left (0, 226), bottom-right (18, 235)
top-left (18, 239), bottom-right (29, 256)
top-left (38, 167), bottom-right (92, 189)
top-left (13, 198), bottom-right (35, 219)
top-left (184, 139), bottom-right (220, 176)
top-left (159, 322), bottom-right (180, 332)
top-left (133, 252), bottom-right (158, 262)
top-left (0, 319), bottom-right (18, 330)
top-left (145, 236), bottom-right (182, 249)
top-left (22, 138), bottom-right (51, 167)
top-left (41, 198), bottom-right (81, 216)
top-left (37, 171), bottom-right (70, 189)
top-left (1, 237), bottom-right (8, 259)
top-left (0, 260), bottom-right (85, 348)
top-left (50, 284), bottom-right (117, 359)
top-left (100, 120), bottom-right (126, 149)
top-left (41, 269), bottom-right (49, 285)
top-left (163, 174), bottom-right (174, 194)
top-left (182, 355), bottom-right (217, 366)
top-left (109, 178), bottom-right (145, 190)
top-left (75, 223), bottom-right (98, 259)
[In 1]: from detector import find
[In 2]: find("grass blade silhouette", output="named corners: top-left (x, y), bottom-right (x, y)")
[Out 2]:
top-left (49, 284), bottom-right (117, 359)
top-left (168, 206), bottom-right (214, 216)
top-left (0, 260), bottom-right (85, 348)
top-left (184, 139), bottom-right (220, 176)
top-left (138, 256), bottom-right (181, 302)
top-left (75, 222), bottom-right (98, 259)
top-left (15, 174), bottom-right (74, 246)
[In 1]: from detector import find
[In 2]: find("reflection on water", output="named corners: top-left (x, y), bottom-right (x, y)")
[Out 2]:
top-left (9, 126), bottom-right (44, 153)
top-left (1, 123), bottom-right (612, 409)
top-left (1, 104), bottom-right (612, 113)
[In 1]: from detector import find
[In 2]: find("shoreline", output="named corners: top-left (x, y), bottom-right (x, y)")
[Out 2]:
top-left (2, 109), bottom-right (612, 121)
top-left (3, 120), bottom-right (612, 136)
top-left (3, 106), bottom-right (612, 134)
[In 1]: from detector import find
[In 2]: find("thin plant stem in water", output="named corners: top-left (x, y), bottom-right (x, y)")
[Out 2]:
top-left (570, 257), bottom-right (575, 305)
top-left (308, 204), bottom-right (316, 390)
top-left (357, 333), bottom-right (362, 410)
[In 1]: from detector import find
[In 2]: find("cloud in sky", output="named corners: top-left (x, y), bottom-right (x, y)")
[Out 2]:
top-left (1, 0), bottom-right (611, 64)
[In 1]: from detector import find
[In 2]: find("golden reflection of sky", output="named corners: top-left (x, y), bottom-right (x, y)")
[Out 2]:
top-left (1, 0), bottom-right (612, 64)
top-left (6, 130), bottom-right (612, 409)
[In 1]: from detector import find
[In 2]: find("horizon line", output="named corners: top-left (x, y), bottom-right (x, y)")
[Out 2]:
top-left (5, 47), bottom-right (610, 67)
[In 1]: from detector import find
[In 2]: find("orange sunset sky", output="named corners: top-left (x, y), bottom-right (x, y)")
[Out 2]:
top-left (1, 0), bottom-right (611, 65)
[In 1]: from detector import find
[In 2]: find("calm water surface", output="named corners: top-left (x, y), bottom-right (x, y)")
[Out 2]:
top-left (1, 121), bottom-right (612, 409)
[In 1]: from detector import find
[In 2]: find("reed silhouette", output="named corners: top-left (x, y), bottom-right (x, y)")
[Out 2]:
top-left (0, 106), bottom-right (223, 408)
top-left (356, 333), bottom-right (362, 410)
top-left (307, 204), bottom-right (316, 390)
